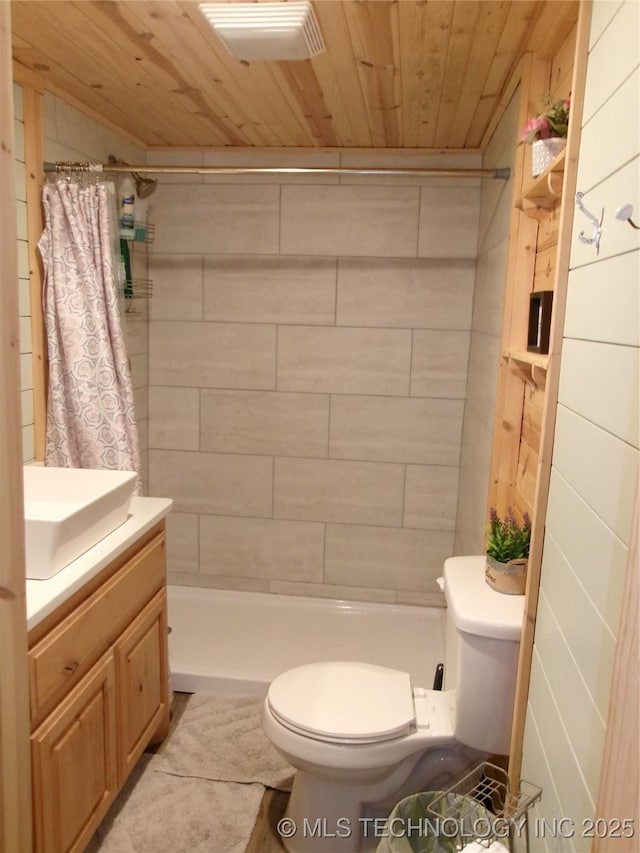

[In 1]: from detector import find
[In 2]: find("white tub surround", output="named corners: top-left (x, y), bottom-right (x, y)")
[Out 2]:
top-left (168, 585), bottom-right (446, 695)
top-left (26, 496), bottom-right (173, 630)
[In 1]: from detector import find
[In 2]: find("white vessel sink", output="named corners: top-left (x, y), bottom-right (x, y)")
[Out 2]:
top-left (24, 467), bottom-right (137, 580)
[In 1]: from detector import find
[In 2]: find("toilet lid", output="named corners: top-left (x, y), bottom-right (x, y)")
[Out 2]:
top-left (267, 661), bottom-right (416, 744)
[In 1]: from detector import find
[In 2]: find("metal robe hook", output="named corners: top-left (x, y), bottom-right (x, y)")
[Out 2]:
top-left (615, 204), bottom-right (640, 230)
top-left (575, 191), bottom-right (603, 254)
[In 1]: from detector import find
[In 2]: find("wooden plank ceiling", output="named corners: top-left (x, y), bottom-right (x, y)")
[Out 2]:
top-left (10, 0), bottom-right (578, 150)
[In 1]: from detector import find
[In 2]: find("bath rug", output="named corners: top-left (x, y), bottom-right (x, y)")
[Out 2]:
top-left (88, 694), bottom-right (293, 852)
top-left (150, 694), bottom-right (295, 792)
top-left (87, 754), bottom-right (264, 853)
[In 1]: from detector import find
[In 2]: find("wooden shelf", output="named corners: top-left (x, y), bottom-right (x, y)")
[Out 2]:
top-left (504, 349), bottom-right (549, 386)
top-left (516, 149), bottom-right (566, 217)
top-left (508, 349), bottom-right (549, 368)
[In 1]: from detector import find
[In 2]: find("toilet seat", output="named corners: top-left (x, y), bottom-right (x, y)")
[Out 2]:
top-left (267, 661), bottom-right (416, 744)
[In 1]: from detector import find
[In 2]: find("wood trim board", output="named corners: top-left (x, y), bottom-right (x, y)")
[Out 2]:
top-left (507, 0), bottom-right (593, 790)
top-left (22, 81), bottom-right (46, 461)
top-left (0, 4), bottom-right (33, 850)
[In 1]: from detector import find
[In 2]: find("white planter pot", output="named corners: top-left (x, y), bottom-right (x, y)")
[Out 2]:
top-left (531, 137), bottom-right (566, 177)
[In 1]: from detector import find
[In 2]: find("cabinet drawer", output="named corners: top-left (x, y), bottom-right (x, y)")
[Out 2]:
top-left (29, 533), bottom-right (166, 727)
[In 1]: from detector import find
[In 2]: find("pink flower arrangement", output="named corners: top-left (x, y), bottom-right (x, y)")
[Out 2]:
top-left (521, 98), bottom-right (570, 144)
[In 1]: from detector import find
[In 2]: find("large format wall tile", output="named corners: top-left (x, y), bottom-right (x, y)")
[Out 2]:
top-left (465, 332), bottom-right (502, 431)
top-left (280, 185), bottom-right (420, 257)
top-left (472, 246), bottom-right (508, 336)
top-left (199, 516), bottom-right (324, 582)
top-left (203, 255), bottom-right (337, 325)
top-left (325, 525), bottom-right (454, 592)
top-left (274, 457), bottom-right (404, 526)
top-left (410, 330), bottom-right (471, 398)
top-left (150, 255), bottom-right (203, 321)
top-left (150, 321), bottom-right (276, 389)
top-left (330, 396), bottom-right (464, 465)
top-left (168, 572), bottom-right (272, 593)
top-left (453, 91), bottom-right (517, 559)
top-left (404, 465), bottom-right (459, 531)
top-left (152, 184), bottom-right (280, 254)
top-left (278, 326), bottom-right (411, 395)
top-left (165, 513), bottom-right (199, 574)
top-left (269, 579), bottom-right (397, 604)
top-left (149, 449), bottom-right (272, 517)
top-left (336, 258), bottom-right (475, 329)
top-left (418, 187), bottom-right (481, 258)
top-left (149, 387), bottom-right (199, 450)
top-left (201, 390), bottom-right (329, 457)
top-left (147, 159), bottom-right (481, 603)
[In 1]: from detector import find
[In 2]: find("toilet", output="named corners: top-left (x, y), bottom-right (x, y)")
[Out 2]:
top-left (262, 556), bottom-right (525, 853)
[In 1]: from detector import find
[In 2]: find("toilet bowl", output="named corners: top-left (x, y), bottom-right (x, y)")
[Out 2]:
top-left (263, 664), bottom-right (480, 853)
top-left (262, 556), bottom-right (525, 853)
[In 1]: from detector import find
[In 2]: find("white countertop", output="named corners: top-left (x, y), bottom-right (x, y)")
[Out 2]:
top-left (26, 496), bottom-right (173, 631)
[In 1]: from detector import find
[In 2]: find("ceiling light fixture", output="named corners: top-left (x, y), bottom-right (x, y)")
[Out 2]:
top-left (199, 1), bottom-right (325, 61)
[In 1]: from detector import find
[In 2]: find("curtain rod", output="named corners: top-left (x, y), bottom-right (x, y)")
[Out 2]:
top-left (43, 161), bottom-right (510, 180)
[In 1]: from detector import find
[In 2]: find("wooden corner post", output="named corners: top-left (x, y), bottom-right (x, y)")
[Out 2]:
top-left (0, 6), bottom-right (34, 852)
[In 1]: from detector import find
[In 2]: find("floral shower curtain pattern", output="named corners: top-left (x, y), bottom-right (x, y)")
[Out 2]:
top-left (39, 178), bottom-right (141, 490)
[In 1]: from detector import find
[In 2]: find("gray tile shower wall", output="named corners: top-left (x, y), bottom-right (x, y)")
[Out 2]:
top-left (147, 149), bottom-right (481, 605)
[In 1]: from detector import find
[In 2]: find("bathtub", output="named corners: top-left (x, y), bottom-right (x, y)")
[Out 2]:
top-left (167, 585), bottom-right (446, 696)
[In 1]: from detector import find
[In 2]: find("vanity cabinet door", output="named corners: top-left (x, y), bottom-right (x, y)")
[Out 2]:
top-left (29, 532), bottom-right (166, 729)
top-left (115, 588), bottom-right (169, 785)
top-left (31, 652), bottom-right (117, 853)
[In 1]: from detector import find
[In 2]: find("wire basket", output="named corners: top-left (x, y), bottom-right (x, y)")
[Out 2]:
top-left (426, 762), bottom-right (542, 851)
top-left (133, 221), bottom-right (155, 244)
top-left (119, 222), bottom-right (155, 244)
top-left (123, 278), bottom-right (153, 300)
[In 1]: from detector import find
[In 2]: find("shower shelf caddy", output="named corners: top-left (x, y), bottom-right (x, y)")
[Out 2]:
top-left (120, 218), bottom-right (155, 311)
top-left (119, 220), bottom-right (156, 245)
top-left (426, 761), bottom-right (542, 852)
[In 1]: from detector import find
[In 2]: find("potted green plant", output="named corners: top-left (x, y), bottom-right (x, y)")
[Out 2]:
top-left (521, 97), bottom-right (570, 177)
top-left (485, 507), bottom-right (531, 595)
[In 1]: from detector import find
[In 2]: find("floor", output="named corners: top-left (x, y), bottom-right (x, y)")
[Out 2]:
top-left (88, 692), bottom-right (290, 853)
top-left (245, 789), bottom-right (289, 853)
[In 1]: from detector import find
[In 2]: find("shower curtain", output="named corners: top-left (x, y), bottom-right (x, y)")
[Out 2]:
top-left (38, 178), bottom-right (141, 491)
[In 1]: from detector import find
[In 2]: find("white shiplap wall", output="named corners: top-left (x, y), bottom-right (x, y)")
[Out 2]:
top-left (14, 83), bottom-right (34, 463)
top-left (521, 3), bottom-right (639, 850)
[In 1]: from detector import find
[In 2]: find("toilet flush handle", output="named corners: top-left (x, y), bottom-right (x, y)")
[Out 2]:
top-left (436, 576), bottom-right (445, 592)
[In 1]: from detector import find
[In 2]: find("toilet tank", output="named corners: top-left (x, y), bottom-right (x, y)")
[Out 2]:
top-left (443, 556), bottom-right (524, 755)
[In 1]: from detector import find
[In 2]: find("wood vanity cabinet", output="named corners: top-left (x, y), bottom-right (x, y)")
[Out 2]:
top-left (28, 523), bottom-right (170, 853)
